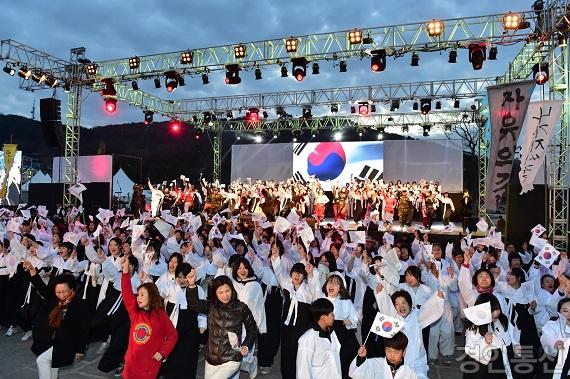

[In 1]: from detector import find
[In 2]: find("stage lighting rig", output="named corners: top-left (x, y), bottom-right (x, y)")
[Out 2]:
top-left (411, 52), bottom-right (419, 66)
top-left (44, 76), bottom-right (58, 88)
top-left (131, 80), bottom-right (139, 90)
top-left (468, 43), bottom-right (486, 70)
top-left (164, 71), bottom-right (179, 92)
top-left (234, 44), bottom-right (246, 59)
top-left (180, 50), bottom-right (193, 64)
top-left (285, 37), bottom-right (298, 53)
top-left (18, 66), bottom-right (31, 79)
top-left (255, 67), bottom-right (262, 80)
top-left (426, 19), bottom-right (444, 37)
top-left (532, 62), bottom-right (549, 85)
top-left (420, 98), bottom-right (431, 115)
top-left (104, 98), bottom-right (117, 113)
top-left (302, 106), bottom-right (312, 120)
top-left (201, 73), bottom-right (209, 84)
top-left (154, 78), bottom-right (161, 88)
top-left (144, 111), bottom-right (154, 125)
top-left (402, 125), bottom-right (409, 133)
top-left (454, 99), bottom-right (460, 108)
top-left (128, 56), bottom-right (140, 70)
top-left (370, 49), bottom-right (386, 72)
top-left (3, 64), bottom-right (14, 76)
top-left (348, 29), bottom-right (362, 44)
top-left (390, 100), bottom-right (400, 112)
top-left (312, 62), bottom-right (319, 75)
top-left (292, 57), bottom-right (307, 81)
top-left (448, 49), bottom-right (457, 63)
top-left (331, 104), bottom-right (339, 113)
top-left (358, 102), bottom-right (369, 116)
top-left (225, 64), bottom-right (241, 85)
top-left (503, 12), bottom-right (529, 30)
top-left (31, 70), bottom-right (46, 83)
top-left (339, 61), bottom-right (347, 72)
top-left (86, 63), bottom-right (97, 77)
top-left (488, 46), bottom-right (498, 60)
top-left (169, 119), bottom-right (182, 132)
top-left (444, 124), bottom-right (452, 132)
top-left (435, 101), bottom-right (441, 110)
top-left (281, 65), bottom-right (288, 77)
top-left (413, 102), bottom-right (419, 111)
top-left (422, 124), bottom-right (431, 136)
top-left (246, 108), bottom-right (260, 122)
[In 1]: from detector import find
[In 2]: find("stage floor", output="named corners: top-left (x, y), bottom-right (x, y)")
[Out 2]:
top-left (319, 218), bottom-right (464, 235)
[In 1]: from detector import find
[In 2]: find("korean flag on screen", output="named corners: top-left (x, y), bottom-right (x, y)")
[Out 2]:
top-left (293, 141), bottom-right (383, 190)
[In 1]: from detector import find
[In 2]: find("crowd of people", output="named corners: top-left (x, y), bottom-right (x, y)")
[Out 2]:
top-left (0, 179), bottom-right (566, 379)
top-left (141, 176), bottom-right (473, 229)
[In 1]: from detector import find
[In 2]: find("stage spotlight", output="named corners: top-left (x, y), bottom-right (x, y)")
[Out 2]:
top-left (402, 125), bottom-right (409, 133)
top-left (390, 100), bottom-right (400, 112)
top-left (178, 76), bottom-right (185, 86)
top-left (339, 61), bottom-right (347, 72)
top-left (422, 124), bottom-right (431, 137)
top-left (312, 62), bottom-right (319, 75)
top-left (292, 57), bottom-right (307, 81)
top-left (281, 65), bottom-right (288, 77)
top-left (285, 37), bottom-right (298, 53)
top-left (234, 44), bottom-right (246, 59)
top-left (350, 106), bottom-right (356, 114)
top-left (468, 44), bottom-right (486, 70)
top-left (180, 50), bottom-right (193, 64)
top-left (104, 97), bottom-right (117, 113)
top-left (334, 132), bottom-right (342, 141)
top-left (387, 116), bottom-right (393, 122)
top-left (102, 79), bottom-right (117, 96)
top-left (348, 29), bottom-right (362, 44)
top-left (246, 108), bottom-right (260, 122)
top-left (411, 52), bottom-right (419, 66)
top-left (144, 111), bottom-right (154, 125)
top-left (255, 67), bottom-right (262, 80)
top-left (427, 19), bottom-right (444, 37)
top-left (370, 49), bottom-right (386, 72)
top-left (331, 104), bottom-right (339, 113)
top-left (31, 71), bottom-right (46, 83)
top-left (273, 132), bottom-right (278, 139)
top-left (254, 135), bottom-right (262, 143)
top-left (262, 111), bottom-right (268, 118)
top-left (194, 129), bottom-right (202, 140)
top-left (86, 63), bottom-right (97, 76)
top-left (435, 101), bottom-right (441, 110)
top-left (226, 111), bottom-right (233, 119)
top-left (63, 82), bottom-right (71, 92)
top-left (311, 129), bottom-right (318, 138)
top-left (413, 102), bottom-right (419, 111)
top-left (444, 124), bottom-right (452, 132)
top-left (225, 64), bottom-right (241, 85)
top-left (488, 46), bottom-right (498, 60)
top-left (3, 64), bottom-right (14, 76)
top-left (166, 79), bottom-right (178, 92)
top-left (471, 104), bottom-right (477, 111)
top-left (202, 73), bottom-right (209, 85)
top-left (370, 104), bottom-right (376, 113)
top-left (44, 76), bottom-right (58, 88)
top-left (420, 98), bottom-right (431, 115)
top-left (377, 131), bottom-right (384, 140)
top-left (154, 78), bottom-right (161, 88)
top-left (128, 56), bottom-right (140, 70)
top-left (292, 137), bottom-right (297, 142)
top-left (236, 135), bottom-right (241, 141)
top-left (203, 112), bottom-right (214, 124)
top-left (302, 107), bottom-right (312, 119)
top-left (363, 33), bottom-right (374, 44)
top-left (448, 49), bottom-right (457, 63)
top-left (164, 71), bottom-right (179, 92)
top-left (532, 62), bottom-right (549, 85)
top-left (18, 66), bottom-right (31, 79)
top-left (503, 12), bottom-right (524, 30)
top-left (170, 120), bottom-right (182, 132)
top-left (131, 80), bottom-right (139, 90)
top-left (454, 99), bottom-right (460, 108)
top-left (358, 103), bottom-right (369, 116)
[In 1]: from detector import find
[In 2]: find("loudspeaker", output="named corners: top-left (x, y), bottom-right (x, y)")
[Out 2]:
top-left (39, 98), bottom-right (63, 147)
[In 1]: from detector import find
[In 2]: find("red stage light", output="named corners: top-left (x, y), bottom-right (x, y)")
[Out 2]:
top-left (371, 63), bottom-right (380, 72)
top-left (170, 120), bottom-right (181, 132)
top-left (295, 71), bottom-right (305, 81)
top-left (104, 98), bottom-right (117, 113)
top-left (359, 104), bottom-right (368, 116)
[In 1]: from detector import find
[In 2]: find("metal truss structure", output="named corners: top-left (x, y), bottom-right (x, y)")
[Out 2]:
top-left (0, 3), bottom-right (568, 249)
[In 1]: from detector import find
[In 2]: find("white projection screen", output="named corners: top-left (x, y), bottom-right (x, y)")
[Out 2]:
top-left (383, 139), bottom-right (463, 192)
top-left (231, 143), bottom-right (293, 182)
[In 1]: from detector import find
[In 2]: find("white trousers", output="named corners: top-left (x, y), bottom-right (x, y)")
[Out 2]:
top-left (204, 360), bottom-right (241, 379)
top-left (36, 346), bottom-right (59, 379)
top-left (428, 306), bottom-right (455, 359)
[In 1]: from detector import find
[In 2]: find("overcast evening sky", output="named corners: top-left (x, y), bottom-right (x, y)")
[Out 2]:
top-left (0, 0), bottom-right (538, 133)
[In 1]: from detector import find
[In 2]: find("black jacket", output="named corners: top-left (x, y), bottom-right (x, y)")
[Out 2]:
top-left (29, 273), bottom-right (90, 368)
top-left (186, 285), bottom-right (258, 366)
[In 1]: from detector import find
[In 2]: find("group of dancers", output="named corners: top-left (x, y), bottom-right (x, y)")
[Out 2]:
top-left (143, 176), bottom-right (472, 230)
top-left (0, 186), bottom-right (566, 379)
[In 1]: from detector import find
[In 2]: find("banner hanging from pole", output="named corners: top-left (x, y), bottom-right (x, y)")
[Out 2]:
top-left (519, 100), bottom-right (563, 194)
top-left (484, 80), bottom-right (534, 212)
top-left (0, 144), bottom-right (18, 198)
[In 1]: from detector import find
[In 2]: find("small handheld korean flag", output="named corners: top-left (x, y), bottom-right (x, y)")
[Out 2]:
top-left (274, 216), bottom-right (292, 234)
top-left (208, 226), bottom-right (223, 240)
top-left (297, 221), bottom-right (315, 247)
top-left (535, 243), bottom-right (561, 268)
top-left (349, 231), bottom-right (366, 245)
top-left (463, 302), bottom-right (492, 326)
top-left (531, 224), bottom-right (546, 237)
top-left (383, 232), bottom-right (395, 246)
top-left (370, 312), bottom-right (404, 338)
top-left (476, 219), bottom-right (489, 233)
top-left (286, 209), bottom-right (300, 225)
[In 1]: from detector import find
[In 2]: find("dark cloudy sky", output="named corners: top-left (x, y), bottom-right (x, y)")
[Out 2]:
top-left (0, 0), bottom-right (537, 131)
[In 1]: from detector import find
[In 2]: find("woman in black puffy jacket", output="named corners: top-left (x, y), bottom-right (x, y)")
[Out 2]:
top-left (186, 270), bottom-right (258, 379)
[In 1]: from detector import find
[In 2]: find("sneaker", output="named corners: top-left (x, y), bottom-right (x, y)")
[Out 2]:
top-left (249, 366), bottom-right (258, 379)
top-left (114, 364), bottom-right (124, 377)
top-left (96, 342), bottom-right (109, 355)
top-left (428, 358), bottom-right (439, 366)
top-left (5, 326), bottom-right (17, 336)
top-left (442, 356), bottom-right (453, 365)
top-left (20, 331), bottom-right (32, 342)
top-left (259, 366), bottom-right (272, 375)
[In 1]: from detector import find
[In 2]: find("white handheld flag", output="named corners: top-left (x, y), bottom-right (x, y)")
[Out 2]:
top-left (531, 224), bottom-right (546, 237)
top-left (274, 216), bottom-right (292, 234)
top-left (463, 301), bottom-right (492, 326)
top-left (370, 313), bottom-right (404, 338)
top-left (535, 243), bottom-right (560, 268)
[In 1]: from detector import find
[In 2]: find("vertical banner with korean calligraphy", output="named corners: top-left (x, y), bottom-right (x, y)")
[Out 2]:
top-left (0, 144), bottom-right (18, 198)
top-left (519, 100), bottom-right (563, 194)
top-left (485, 81), bottom-right (534, 212)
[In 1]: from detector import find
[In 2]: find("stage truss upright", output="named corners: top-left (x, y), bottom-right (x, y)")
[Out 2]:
top-left (62, 48), bottom-right (85, 209)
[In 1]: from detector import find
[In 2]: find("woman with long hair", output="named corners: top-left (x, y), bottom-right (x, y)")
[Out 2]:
top-left (185, 272), bottom-right (258, 379)
top-left (120, 256), bottom-right (178, 378)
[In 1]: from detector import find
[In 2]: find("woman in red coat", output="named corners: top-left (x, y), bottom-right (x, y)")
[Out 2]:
top-left (120, 257), bottom-right (178, 379)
